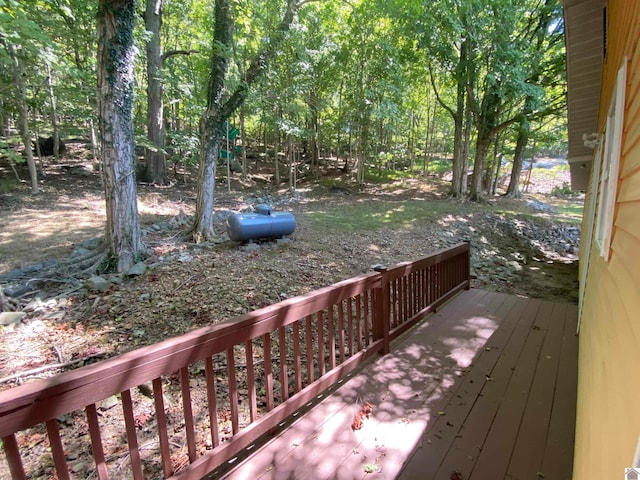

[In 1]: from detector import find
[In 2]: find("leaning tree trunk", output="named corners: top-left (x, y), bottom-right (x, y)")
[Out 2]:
top-left (7, 43), bottom-right (38, 194)
top-left (193, 116), bottom-right (224, 243)
top-left (144, 0), bottom-right (167, 185)
top-left (97, 0), bottom-right (144, 273)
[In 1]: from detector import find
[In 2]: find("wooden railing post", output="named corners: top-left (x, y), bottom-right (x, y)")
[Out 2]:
top-left (373, 265), bottom-right (390, 355)
top-left (464, 240), bottom-right (471, 290)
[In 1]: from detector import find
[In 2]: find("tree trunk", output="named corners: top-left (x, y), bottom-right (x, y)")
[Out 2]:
top-left (308, 89), bottom-right (320, 174)
top-left (240, 105), bottom-right (247, 177)
top-left (506, 120), bottom-right (529, 197)
top-left (274, 105), bottom-right (281, 185)
top-left (468, 127), bottom-right (491, 201)
top-left (33, 112), bottom-right (45, 178)
top-left (450, 38), bottom-right (469, 197)
top-left (460, 98), bottom-right (472, 195)
top-left (45, 58), bottom-right (61, 158)
top-left (89, 117), bottom-right (99, 164)
top-left (144, 0), bottom-right (167, 185)
top-left (7, 43), bottom-right (38, 194)
top-left (0, 98), bottom-right (6, 137)
top-left (97, 0), bottom-right (144, 273)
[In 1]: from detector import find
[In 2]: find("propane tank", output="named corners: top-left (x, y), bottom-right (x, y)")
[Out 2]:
top-left (226, 205), bottom-right (296, 242)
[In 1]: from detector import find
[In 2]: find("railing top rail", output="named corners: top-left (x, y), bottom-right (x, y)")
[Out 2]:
top-left (383, 241), bottom-right (470, 279)
top-left (0, 270), bottom-right (380, 437)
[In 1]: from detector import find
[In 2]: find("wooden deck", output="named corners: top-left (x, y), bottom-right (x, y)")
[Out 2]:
top-left (219, 289), bottom-right (578, 480)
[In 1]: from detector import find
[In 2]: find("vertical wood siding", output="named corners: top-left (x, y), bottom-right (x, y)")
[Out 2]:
top-left (575, 1), bottom-right (640, 478)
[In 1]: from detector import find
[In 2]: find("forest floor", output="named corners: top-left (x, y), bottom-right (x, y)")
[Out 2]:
top-left (0, 143), bottom-right (582, 477)
top-left (0, 143), bottom-right (582, 388)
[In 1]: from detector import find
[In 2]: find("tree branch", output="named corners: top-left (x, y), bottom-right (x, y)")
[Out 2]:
top-left (162, 49), bottom-right (199, 61)
top-left (428, 64), bottom-right (456, 119)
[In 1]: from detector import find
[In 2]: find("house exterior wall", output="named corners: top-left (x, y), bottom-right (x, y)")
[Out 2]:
top-left (574, 1), bottom-right (640, 479)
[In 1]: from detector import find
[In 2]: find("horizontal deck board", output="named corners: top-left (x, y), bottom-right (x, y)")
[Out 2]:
top-left (219, 290), bottom-right (578, 480)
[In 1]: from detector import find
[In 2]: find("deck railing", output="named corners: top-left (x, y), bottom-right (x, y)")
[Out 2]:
top-left (0, 241), bottom-right (470, 480)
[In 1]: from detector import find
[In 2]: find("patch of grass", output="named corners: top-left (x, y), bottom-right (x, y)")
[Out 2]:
top-left (551, 201), bottom-right (584, 224)
top-left (317, 177), bottom-right (354, 190)
top-left (422, 158), bottom-right (452, 175)
top-left (307, 199), bottom-right (468, 232)
top-left (0, 177), bottom-right (21, 193)
top-left (530, 194), bottom-right (584, 225)
top-left (364, 169), bottom-right (414, 183)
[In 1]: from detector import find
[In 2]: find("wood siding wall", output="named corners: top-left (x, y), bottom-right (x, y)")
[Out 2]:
top-left (575, 1), bottom-right (640, 478)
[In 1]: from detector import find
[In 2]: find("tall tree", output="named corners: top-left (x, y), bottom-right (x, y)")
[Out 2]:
top-left (5, 41), bottom-right (38, 193)
top-left (505, 0), bottom-right (565, 197)
top-left (0, 0), bottom-right (52, 194)
top-left (97, 0), bottom-right (144, 272)
top-left (421, 0), bottom-right (472, 197)
top-left (192, 0), bottom-right (313, 242)
top-left (143, 0), bottom-right (167, 185)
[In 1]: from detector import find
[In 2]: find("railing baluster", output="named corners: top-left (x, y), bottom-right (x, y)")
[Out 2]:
top-left (180, 367), bottom-right (197, 462)
top-left (120, 389), bottom-right (144, 480)
top-left (430, 264), bottom-right (436, 302)
top-left (416, 269), bottom-right (422, 311)
top-left (356, 294), bottom-right (363, 352)
top-left (363, 290), bottom-right (370, 346)
top-left (227, 347), bottom-right (239, 433)
top-left (391, 279), bottom-right (398, 328)
top-left (279, 327), bottom-right (288, 401)
top-left (422, 268), bottom-right (427, 308)
top-left (292, 323), bottom-right (303, 393)
top-left (444, 258), bottom-right (449, 291)
top-left (337, 302), bottom-right (345, 363)
top-left (305, 315), bottom-right (314, 384)
top-left (317, 311), bottom-right (325, 376)
top-left (2, 434), bottom-right (26, 480)
top-left (411, 271), bottom-right (420, 315)
top-left (347, 297), bottom-right (354, 357)
top-left (263, 333), bottom-right (274, 411)
top-left (408, 272), bottom-right (413, 317)
top-left (153, 377), bottom-right (173, 478)
top-left (327, 307), bottom-right (336, 370)
top-left (46, 419), bottom-right (69, 480)
top-left (246, 340), bottom-right (258, 423)
top-left (403, 275), bottom-right (409, 322)
top-left (205, 356), bottom-right (220, 447)
top-left (85, 403), bottom-right (109, 480)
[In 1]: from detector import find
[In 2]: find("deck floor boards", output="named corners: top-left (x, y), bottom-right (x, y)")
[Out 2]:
top-left (220, 289), bottom-right (578, 480)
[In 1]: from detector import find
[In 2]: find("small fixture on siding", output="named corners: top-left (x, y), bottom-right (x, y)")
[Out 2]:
top-left (582, 133), bottom-right (602, 149)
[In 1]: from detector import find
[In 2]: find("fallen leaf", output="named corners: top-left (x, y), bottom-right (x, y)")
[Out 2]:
top-left (363, 463), bottom-right (378, 473)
